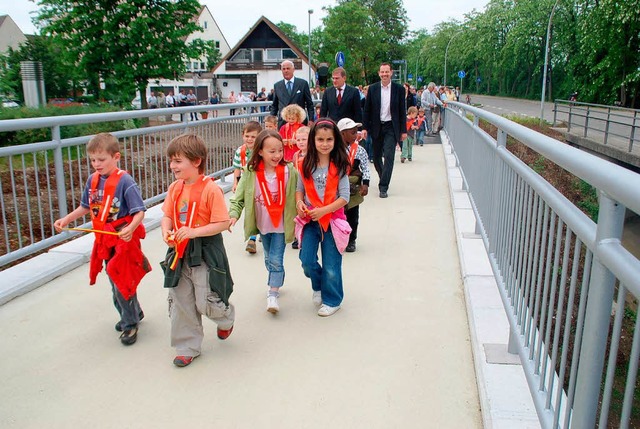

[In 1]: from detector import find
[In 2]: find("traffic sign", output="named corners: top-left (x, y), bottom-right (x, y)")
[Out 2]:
top-left (417, 76), bottom-right (423, 83)
top-left (408, 73), bottom-right (413, 80)
top-left (335, 52), bottom-right (345, 67)
top-left (476, 77), bottom-right (482, 83)
top-left (458, 70), bottom-right (466, 79)
top-left (392, 59), bottom-right (406, 64)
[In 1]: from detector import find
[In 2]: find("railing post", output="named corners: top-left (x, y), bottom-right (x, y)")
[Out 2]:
top-left (583, 106), bottom-right (590, 138)
top-left (630, 111), bottom-right (638, 153)
top-left (553, 101), bottom-right (557, 126)
top-left (488, 129), bottom-right (507, 255)
top-left (52, 125), bottom-right (68, 218)
top-left (604, 108), bottom-right (611, 145)
top-left (567, 104), bottom-right (573, 132)
top-left (571, 192), bottom-right (625, 428)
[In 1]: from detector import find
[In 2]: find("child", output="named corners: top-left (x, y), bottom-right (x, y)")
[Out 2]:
top-left (416, 108), bottom-right (429, 146)
top-left (160, 134), bottom-right (235, 368)
top-left (337, 118), bottom-right (370, 253)
top-left (232, 120), bottom-right (262, 254)
top-left (279, 104), bottom-right (306, 162)
top-left (53, 133), bottom-right (149, 346)
top-left (295, 118), bottom-right (351, 317)
top-left (264, 115), bottom-right (278, 131)
top-left (229, 130), bottom-right (298, 314)
top-left (291, 126), bottom-right (310, 249)
top-left (401, 106), bottom-right (419, 163)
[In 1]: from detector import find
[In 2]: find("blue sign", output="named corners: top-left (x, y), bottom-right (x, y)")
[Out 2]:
top-left (335, 52), bottom-right (345, 67)
top-left (408, 73), bottom-right (413, 79)
top-left (458, 70), bottom-right (466, 79)
top-left (476, 77), bottom-right (482, 83)
top-left (417, 76), bottom-right (423, 83)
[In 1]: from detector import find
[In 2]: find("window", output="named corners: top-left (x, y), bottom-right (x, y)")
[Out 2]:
top-left (215, 41), bottom-right (220, 48)
top-left (200, 62), bottom-right (206, 70)
top-left (266, 49), bottom-right (281, 60)
top-left (253, 50), bottom-right (263, 62)
top-left (283, 49), bottom-right (297, 59)
top-left (203, 21), bottom-right (208, 29)
top-left (231, 49), bottom-right (251, 61)
top-left (186, 62), bottom-right (192, 71)
top-left (192, 61), bottom-right (199, 70)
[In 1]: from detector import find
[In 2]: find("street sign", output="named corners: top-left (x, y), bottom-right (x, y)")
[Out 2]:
top-left (392, 60), bottom-right (405, 64)
top-left (476, 77), bottom-right (482, 83)
top-left (458, 70), bottom-right (466, 79)
top-left (417, 76), bottom-right (423, 83)
top-left (408, 73), bottom-right (413, 80)
top-left (335, 52), bottom-right (345, 67)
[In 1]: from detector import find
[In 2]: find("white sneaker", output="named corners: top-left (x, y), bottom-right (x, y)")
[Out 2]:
top-left (317, 304), bottom-right (340, 317)
top-left (312, 291), bottom-right (322, 307)
top-left (267, 295), bottom-right (279, 314)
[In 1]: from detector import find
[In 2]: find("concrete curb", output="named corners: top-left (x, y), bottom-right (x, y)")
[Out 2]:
top-left (441, 132), bottom-right (541, 429)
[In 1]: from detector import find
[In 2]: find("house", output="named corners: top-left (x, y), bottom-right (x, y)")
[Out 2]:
top-left (148, 5), bottom-right (231, 103)
top-left (211, 16), bottom-right (316, 102)
top-left (0, 15), bottom-right (27, 54)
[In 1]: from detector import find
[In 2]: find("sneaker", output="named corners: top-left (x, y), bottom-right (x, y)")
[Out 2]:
top-left (401, 157), bottom-right (406, 163)
top-left (119, 327), bottom-right (138, 345)
top-left (173, 355), bottom-right (197, 367)
top-left (312, 291), bottom-right (322, 307)
top-left (246, 239), bottom-right (257, 254)
top-left (408, 158), bottom-right (412, 162)
top-left (345, 241), bottom-right (356, 253)
top-left (267, 295), bottom-right (279, 314)
top-left (217, 325), bottom-right (234, 340)
top-left (115, 311), bottom-right (145, 332)
top-left (318, 304), bottom-right (341, 317)
top-left (291, 239), bottom-right (299, 249)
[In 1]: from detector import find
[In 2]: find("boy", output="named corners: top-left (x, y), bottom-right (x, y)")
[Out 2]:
top-left (337, 118), bottom-right (370, 253)
top-left (232, 121), bottom-right (262, 253)
top-left (54, 133), bottom-right (149, 346)
top-left (416, 108), bottom-right (428, 146)
top-left (401, 106), bottom-right (419, 163)
top-left (161, 134), bottom-right (235, 367)
top-left (291, 126), bottom-right (310, 250)
top-left (264, 115), bottom-right (278, 131)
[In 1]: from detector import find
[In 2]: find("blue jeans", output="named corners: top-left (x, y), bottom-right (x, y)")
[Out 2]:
top-left (299, 222), bottom-right (344, 307)
top-left (261, 232), bottom-right (285, 287)
top-left (416, 130), bottom-right (425, 145)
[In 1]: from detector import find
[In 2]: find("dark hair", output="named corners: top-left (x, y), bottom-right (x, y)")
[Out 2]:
top-left (243, 120), bottom-right (262, 135)
top-left (302, 118), bottom-right (349, 179)
top-left (247, 130), bottom-right (286, 172)
top-left (167, 134), bottom-right (207, 174)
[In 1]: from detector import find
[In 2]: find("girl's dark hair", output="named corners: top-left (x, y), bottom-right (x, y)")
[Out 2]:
top-left (301, 118), bottom-right (349, 179)
top-left (247, 129), bottom-right (286, 171)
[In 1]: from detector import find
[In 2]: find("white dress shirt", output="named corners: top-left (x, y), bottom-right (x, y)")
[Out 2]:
top-left (380, 83), bottom-right (392, 122)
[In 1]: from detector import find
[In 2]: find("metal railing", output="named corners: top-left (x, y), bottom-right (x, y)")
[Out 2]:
top-left (553, 100), bottom-right (640, 153)
top-left (445, 101), bottom-right (640, 428)
top-left (0, 102), bottom-right (269, 267)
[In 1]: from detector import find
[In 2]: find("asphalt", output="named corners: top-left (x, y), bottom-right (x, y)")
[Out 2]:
top-left (0, 133), bottom-right (539, 428)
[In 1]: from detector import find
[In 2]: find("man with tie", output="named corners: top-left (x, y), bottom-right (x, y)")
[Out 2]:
top-left (320, 67), bottom-right (363, 124)
top-left (363, 63), bottom-right (407, 198)
top-left (270, 60), bottom-right (315, 128)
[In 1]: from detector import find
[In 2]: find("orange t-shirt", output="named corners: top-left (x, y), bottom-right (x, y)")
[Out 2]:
top-left (162, 179), bottom-right (229, 228)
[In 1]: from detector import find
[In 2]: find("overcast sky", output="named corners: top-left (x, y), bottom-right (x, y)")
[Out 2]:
top-left (3, 0), bottom-right (488, 47)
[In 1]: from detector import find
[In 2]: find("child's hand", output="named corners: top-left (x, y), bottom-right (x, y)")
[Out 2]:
top-left (228, 218), bottom-right (237, 232)
top-left (174, 226), bottom-right (196, 242)
top-left (360, 184), bottom-right (369, 197)
top-left (307, 206), bottom-right (328, 222)
top-left (53, 218), bottom-right (67, 233)
top-left (296, 200), bottom-right (310, 217)
top-left (232, 182), bottom-right (238, 193)
top-left (119, 225), bottom-right (134, 242)
top-left (163, 230), bottom-right (176, 247)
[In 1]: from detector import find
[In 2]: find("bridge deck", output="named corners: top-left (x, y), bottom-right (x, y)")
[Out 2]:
top-left (0, 142), bottom-right (484, 428)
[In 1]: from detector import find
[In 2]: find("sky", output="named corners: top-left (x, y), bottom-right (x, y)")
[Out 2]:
top-left (2, 0), bottom-right (489, 47)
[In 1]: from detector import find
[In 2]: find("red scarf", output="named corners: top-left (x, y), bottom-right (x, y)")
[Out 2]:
top-left (90, 169), bottom-right (124, 231)
top-left (256, 161), bottom-right (286, 228)
top-left (301, 162), bottom-right (339, 231)
top-left (280, 123), bottom-right (302, 148)
top-left (239, 144), bottom-right (248, 166)
top-left (169, 175), bottom-right (210, 269)
top-left (348, 143), bottom-right (358, 173)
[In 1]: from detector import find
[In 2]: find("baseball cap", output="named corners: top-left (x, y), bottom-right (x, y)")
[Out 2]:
top-left (337, 118), bottom-right (362, 131)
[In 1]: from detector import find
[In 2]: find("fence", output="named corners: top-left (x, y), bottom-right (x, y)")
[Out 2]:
top-left (445, 101), bottom-right (640, 428)
top-left (0, 102), bottom-right (269, 268)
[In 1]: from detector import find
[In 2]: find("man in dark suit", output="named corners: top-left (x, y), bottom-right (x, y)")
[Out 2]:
top-left (270, 60), bottom-right (315, 128)
top-left (363, 63), bottom-right (407, 198)
top-left (320, 67), bottom-right (363, 124)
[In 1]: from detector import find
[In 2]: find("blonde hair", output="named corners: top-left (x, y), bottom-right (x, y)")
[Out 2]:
top-left (280, 104), bottom-right (306, 123)
top-left (87, 133), bottom-right (120, 155)
top-left (407, 106), bottom-right (418, 115)
top-left (167, 134), bottom-right (207, 174)
top-left (295, 126), bottom-right (310, 137)
top-left (264, 115), bottom-right (278, 125)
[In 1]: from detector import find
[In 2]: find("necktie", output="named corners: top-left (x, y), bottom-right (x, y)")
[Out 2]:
top-left (287, 81), bottom-right (293, 94)
top-left (337, 88), bottom-right (342, 105)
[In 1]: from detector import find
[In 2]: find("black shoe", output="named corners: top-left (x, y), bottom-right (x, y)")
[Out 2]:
top-left (345, 241), bottom-right (356, 252)
top-left (292, 239), bottom-right (299, 249)
top-left (120, 327), bottom-right (138, 346)
top-left (115, 311), bottom-right (144, 332)
top-left (380, 191), bottom-right (388, 198)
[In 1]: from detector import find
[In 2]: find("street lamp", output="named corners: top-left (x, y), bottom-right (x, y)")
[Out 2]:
top-left (308, 9), bottom-right (314, 85)
top-left (540, 0), bottom-right (560, 125)
top-left (444, 30), bottom-right (464, 86)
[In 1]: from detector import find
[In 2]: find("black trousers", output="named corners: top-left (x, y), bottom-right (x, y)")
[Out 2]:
top-left (346, 204), bottom-right (359, 243)
top-left (373, 122), bottom-right (397, 192)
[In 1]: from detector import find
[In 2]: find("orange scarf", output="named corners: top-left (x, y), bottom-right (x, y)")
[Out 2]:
top-left (90, 169), bottom-right (124, 231)
top-left (256, 162), bottom-right (286, 228)
top-left (348, 143), bottom-right (358, 173)
top-left (301, 162), bottom-right (339, 231)
top-left (239, 144), bottom-right (248, 166)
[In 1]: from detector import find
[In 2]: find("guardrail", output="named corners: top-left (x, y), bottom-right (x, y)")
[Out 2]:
top-left (445, 101), bottom-right (640, 428)
top-left (0, 102), bottom-right (269, 267)
top-left (553, 100), bottom-right (640, 152)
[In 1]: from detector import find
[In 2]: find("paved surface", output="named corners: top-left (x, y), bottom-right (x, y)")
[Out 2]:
top-left (0, 138), bottom-right (488, 428)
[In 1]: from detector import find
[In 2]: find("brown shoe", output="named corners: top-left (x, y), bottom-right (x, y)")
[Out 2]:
top-left (245, 239), bottom-right (257, 254)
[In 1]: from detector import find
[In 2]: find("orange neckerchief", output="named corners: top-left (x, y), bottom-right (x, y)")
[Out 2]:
top-left (90, 169), bottom-right (125, 231)
top-left (170, 175), bottom-right (210, 269)
top-left (348, 143), bottom-right (358, 172)
top-left (280, 123), bottom-right (302, 148)
top-left (239, 144), bottom-right (248, 166)
top-left (256, 161), bottom-right (286, 228)
top-left (300, 161), bottom-right (339, 231)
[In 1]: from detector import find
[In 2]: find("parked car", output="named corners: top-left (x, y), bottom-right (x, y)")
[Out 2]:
top-left (1, 99), bottom-right (20, 108)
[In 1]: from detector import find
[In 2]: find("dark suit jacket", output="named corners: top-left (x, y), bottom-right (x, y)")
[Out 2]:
top-left (363, 81), bottom-right (407, 143)
top-left (320, 85), bottom-right (363, 124)
top-left (270, 77), bottom-right (315, 127)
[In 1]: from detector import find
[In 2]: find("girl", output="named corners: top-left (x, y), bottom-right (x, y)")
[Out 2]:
top-left (229, 130), bottom-right (298, 314)
top-left (295, 118), bottom-right (351, 317)
top-left (291, 126), bottom-right (310, 249)
top-left (279, 104), bottom-right (306, 162)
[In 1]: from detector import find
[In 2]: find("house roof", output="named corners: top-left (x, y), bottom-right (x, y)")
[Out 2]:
top-left (212, 16), bottom-right (314, 72)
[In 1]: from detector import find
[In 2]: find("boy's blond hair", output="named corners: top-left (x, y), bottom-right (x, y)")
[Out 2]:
top-left (264, 115), bottom-right (278, 125)
top-left (407, 106), bottom-right (418, 115)
top-left (243, 120), bottom-right (262, 135)
top-left (87, 133), bottom-right (120, 155)
top-left (295, 126), bottom-right (310, 137)
top-left (280, 104), bottom-right (306, 123)
top-left (167, 134), bottom-right (207, 174)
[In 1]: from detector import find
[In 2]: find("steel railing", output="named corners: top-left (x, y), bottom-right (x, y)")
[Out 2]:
top-left (445, 101), bottom-right (640, 428)
top-left (0, 102), bottom-right (270, 267)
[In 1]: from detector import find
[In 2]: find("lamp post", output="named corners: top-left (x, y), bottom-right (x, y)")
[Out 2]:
top-left (540, 0), bottom-right (560, 125)
top-left (444, 30), bottom-right (464, 86)
top-left (308, 9), bottom-right (314, 85)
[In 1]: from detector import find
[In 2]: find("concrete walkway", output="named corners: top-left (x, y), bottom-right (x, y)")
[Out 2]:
top-left (0, 140), bottom-right (483, 428)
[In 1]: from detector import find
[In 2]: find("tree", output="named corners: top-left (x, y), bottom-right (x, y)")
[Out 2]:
top-left (36, 0), bottom-right (218, 107)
